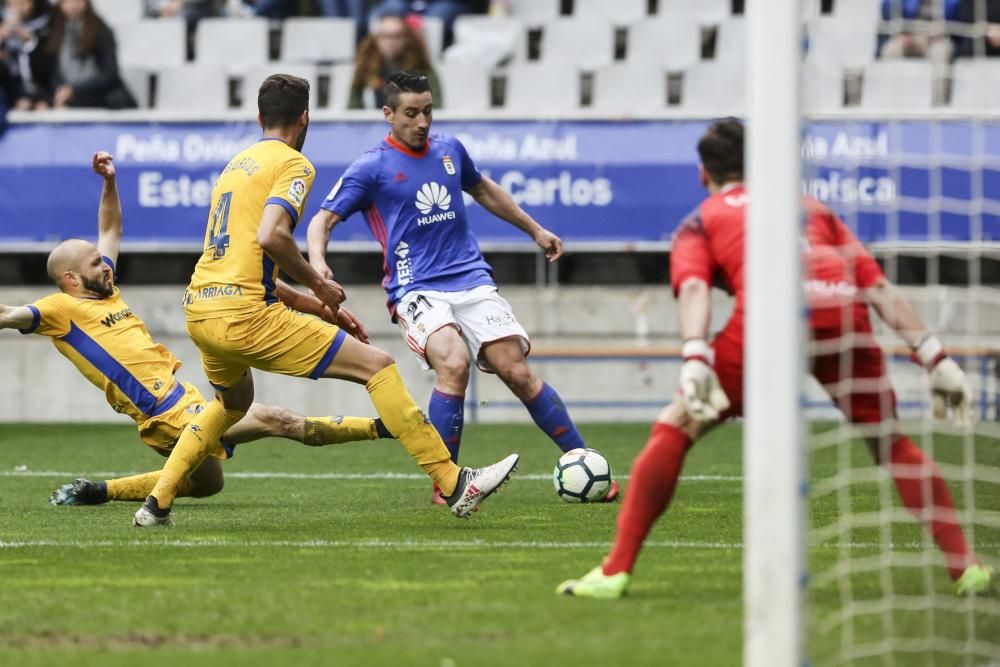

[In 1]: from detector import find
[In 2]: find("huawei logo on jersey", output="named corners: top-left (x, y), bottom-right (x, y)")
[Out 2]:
top-left (415, 182), bottom-right (451, 215)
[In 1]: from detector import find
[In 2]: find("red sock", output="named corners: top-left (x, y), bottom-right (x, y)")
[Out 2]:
top-left (603, 422), bottom-right (692, 576)
top-left (888, 436), bottom-right (974, 580)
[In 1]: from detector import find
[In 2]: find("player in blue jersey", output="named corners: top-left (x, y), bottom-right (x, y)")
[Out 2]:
top-left (307, 71), bottom-right (619, 505)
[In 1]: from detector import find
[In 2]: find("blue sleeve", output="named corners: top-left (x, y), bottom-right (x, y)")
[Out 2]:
top-left (320, 157), bottom-right (376, 220)
top-left (454, 138), bottom-right (482, 190)
top-left (102, 255), bottom-right (118, 283)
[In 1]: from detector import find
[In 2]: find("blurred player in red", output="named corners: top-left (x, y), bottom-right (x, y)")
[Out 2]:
top-left (558, 118), bottom-right (993, 599)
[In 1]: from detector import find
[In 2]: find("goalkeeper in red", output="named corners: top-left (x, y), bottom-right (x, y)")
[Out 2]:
top-left (558, 118), bottom-right (993, 599)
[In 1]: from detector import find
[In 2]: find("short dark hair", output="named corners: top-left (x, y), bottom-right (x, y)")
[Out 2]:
top-left (384, 71), bottom-right (431, 110)
top-left (697, 118), bottom-right (744, 186)
top-left (258, 74), bottom-right (310, 128)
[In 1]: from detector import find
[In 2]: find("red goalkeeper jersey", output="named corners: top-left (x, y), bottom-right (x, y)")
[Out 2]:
top-left (669, 183), bottom-right (885, 337)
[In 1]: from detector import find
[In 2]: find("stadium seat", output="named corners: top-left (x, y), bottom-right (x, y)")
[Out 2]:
top-left (801, 0), bottom-right (822, 20)
top-left (445, 16), bottom-right (524, 67)
top-left (507, 0), bottom-right (561, 27)
top-left (419, 15), bottom-right (445, 62)
top-left (950, 59), bottom-right (1000, 110)
top-left (627, 17), bottom-right (700, 71)
top-left (91, 0), bottom-right (143, 26)
top-left (326, 63), bottom-right (357, 111)
top-left (680, 61), bottom-right (746, 114)
top-left (280, 18), bottom-right (355, 64)
top-left (573, 0), bottom-right (648, 24)
top-left (658, 0), bottom-right (729, 25)
top-left (155, 65), bottom-right (230, 112)
top-left (860, 60), bottom-right (934, 109)
top-left (436, 63), bottom-right (492, 112)
top-left (195, 18), bottom-right (269, 70)
top-left (503, 63), bottom-right (580, 113)
top-left (714, 16), bottom-right (746, 63)
top-left (591, 63), bottom-right (667, 114)
top-left (241, 65), bottom-right (320, 111)
top-left (120, 67), bottom-right (151, 109)
top-left (117, 19), bottom-right (186, 70)
top-left (540, 18), bottom-right (615, 69)
top-left (806, 17), bottom-right (878, 69)
top-left (833, 0), bottom-right (881, 22)
top-left (802, 63), bottom-right (844, 113)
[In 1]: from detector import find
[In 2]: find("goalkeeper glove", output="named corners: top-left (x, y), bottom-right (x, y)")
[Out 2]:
top-left (679, 339), bottom-right (730, 423)
top-left (915, 336), bottom-right (974, 428)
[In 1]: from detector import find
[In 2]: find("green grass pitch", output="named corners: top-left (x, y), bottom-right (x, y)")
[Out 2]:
top-left (0, 422), bottom-right (996, 666)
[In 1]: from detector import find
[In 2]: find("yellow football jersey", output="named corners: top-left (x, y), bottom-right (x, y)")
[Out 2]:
top-left (19, 258), bottom-right (186, 424)
top-left (184, 137), bottom-right (316, 320)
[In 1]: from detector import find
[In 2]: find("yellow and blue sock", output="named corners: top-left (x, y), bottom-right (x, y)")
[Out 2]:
top-left (428, 389), bottom-right (464, 463)
top-left (523, 383), bottom-right (585, 452)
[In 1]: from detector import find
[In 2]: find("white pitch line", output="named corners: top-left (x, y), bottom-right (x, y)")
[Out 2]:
top-left (0, 470), bottom-right (743, 482)
top-left (0, 539), bottom-right (995, 551)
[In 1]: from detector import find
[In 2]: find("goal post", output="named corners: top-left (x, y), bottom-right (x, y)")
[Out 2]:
top-left (745, 1), bottom-right (806, 666)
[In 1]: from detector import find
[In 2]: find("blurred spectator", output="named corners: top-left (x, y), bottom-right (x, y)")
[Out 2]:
top-left (879, 0), bottom-right (959, 60)
top-left (349, 12), bottom-right (441, 108)
top-left (0, 0), bottom-right (51, 110)
top-left (369, 0), bottom-right (486, 47)
top-left (42, 0), bottom-right (135, 109)
top-left (954, 0), bottom-right (1000, 57)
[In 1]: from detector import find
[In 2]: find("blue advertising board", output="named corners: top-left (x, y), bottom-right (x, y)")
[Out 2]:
top-left (1, 119), bottom-right (998, 246)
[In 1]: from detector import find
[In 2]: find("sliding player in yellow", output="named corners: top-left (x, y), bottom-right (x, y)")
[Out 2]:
top-left (135, 74), bottom-right (518, 527)
top-left (0, 152), bottom-right (393, 507)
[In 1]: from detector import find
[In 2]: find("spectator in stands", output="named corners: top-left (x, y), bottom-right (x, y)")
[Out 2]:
top-left (953, 0), bottom-right (1000, 57)
top-left (42, 0), bottom-right (136, 109)
top-left (349, 12), bottom-right (442, 108)
top-left (879, 0), bottom-right (959, 60)
top-left (0, 0), bottom-right (51, 110)
top-left (368, 0), bottom-right (486, 48)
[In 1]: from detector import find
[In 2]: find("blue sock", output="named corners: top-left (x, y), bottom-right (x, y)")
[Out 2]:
top-left (523, 383), bottom-right (585, 453)
top-left (429, 389), bottom-right (464, 463)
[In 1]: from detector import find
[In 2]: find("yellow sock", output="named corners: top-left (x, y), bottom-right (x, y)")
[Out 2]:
top-left (107, 472), bottom-right (192, 501)
top-left (150, 399), bottom-right (245, 509)
top-left (303, 416), bottom-right (378, 445)
top-left (366, 364), bottom-right (460, 495)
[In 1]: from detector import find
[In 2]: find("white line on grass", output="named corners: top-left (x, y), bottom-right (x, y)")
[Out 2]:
top-left (1, 539), bottom-right (995, 551)
top-left (0, 470), bottom-right (743, 482)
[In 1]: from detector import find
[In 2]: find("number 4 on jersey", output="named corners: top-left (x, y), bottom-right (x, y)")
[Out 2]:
top-left (209, 192), bottom-right (233, 259)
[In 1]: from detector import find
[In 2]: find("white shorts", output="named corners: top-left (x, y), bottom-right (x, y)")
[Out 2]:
top-left (396, 285), bottom-right (530, 373)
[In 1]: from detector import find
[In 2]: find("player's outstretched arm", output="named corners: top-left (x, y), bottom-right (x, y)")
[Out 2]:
top-left (466, 176), bottom-right (563, 262)
top-left (306, 209), bottom-right (343, 280)
top-left (676, 278), bottom-right (729, 423)
top-left (0, 304), bottom-right (35, 332)
top-left (865, 277), bottom-right (973, 426)
top-left (92, 151), bottom-right (122, 267)
top-left (258, 204), bottom-right (346, 313)
top-left (274, 279), bottom-right (368, 343)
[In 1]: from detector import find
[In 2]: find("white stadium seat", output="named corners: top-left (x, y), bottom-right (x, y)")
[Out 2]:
top-left (117, 19), bottom-right (186, 70)
top-left (420, 15), bottom-right (445, 62)
top-left (241, 65), bottom-right (320, 111)
top-left (326, 63), bottom-right (357, 111)
top-left (507, 0), bottom-right (561, 27)
top-left (120, 67), bottom-right (151, 109)
top-left (833, 0), bottom-right (881, 23)
top-left (950, 59), bottom-right (1000, 110)
top-left (802, 63), bottom-right (844, 113)
top-left (445, 16), bottom-right (524, 67)
top-left (714, 16), bottom-right (746, 63)
top-left (628, 17), bottom-right (701, 71)
top-left (541, 18), bottom-right (615, 69)
top-left (573, 0), bottom-right (648, 24)
top-left (681, 61), bottom-right (746, 115)
top-left (91, 0), bottom-right (143, 27)
top-left (591, 63), bottom-right (667, 114)
top-left (436, 63), bottom-right (492, 112)
top-left (503, 63), bottom-right (580, 113)
top-left (807, 17), bottom-right (878, 69)
top-left (658, 0), bottom-right (730, 25)
top-left (280, 18), bottom-right (355, 63)
top-left (195, 18), bottom-right (269, 69)
top-left (155, 64), bottom-right (230, 112)
top-left (860, 60), bottom-right (934, 109)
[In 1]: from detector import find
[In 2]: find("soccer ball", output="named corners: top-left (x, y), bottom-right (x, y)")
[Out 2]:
top-left (553, 448), bottom-right (613, 503)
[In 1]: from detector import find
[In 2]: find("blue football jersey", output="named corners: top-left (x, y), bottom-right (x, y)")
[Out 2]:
top-left (320, 133), bottom-right (495, 311)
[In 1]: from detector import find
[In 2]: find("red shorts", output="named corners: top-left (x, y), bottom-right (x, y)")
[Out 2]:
top-left (710, 320), bottom-right (897, 425)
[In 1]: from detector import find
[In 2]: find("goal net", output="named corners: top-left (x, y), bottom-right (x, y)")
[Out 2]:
top-left (799, 1), bottom-right (1000, 664)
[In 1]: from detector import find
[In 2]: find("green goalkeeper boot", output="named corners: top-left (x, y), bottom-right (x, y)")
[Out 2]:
top-left (956, 564), bottom-right (994, 596)
top-left (557, 565), bottom-right (630, 599)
